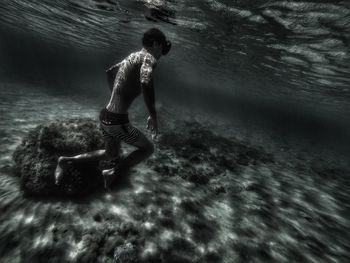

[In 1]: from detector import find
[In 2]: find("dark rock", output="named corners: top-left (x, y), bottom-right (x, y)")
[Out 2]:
top-left (214, 186), bottom-right (226, 194)
top-left (104, 236), bottom-right (124, 256)
top-left (237, 153), bottom-right (250, 166)
top-left (153, 164), bottom-right (176, 176)
top-left (159, 216), bottom-right (175, 228)
top-left (119, 222), bottom-right (139, 237)
top-left (12, 117), bottom-right (274, 195)
top-left (152, 120), bottom-right (274, 185)
top-left (93, 213), bottom-right (103, 223)
top-left (113, 242), bottom-right (138, 263)
top-left (12, 118), bottom-right (109, 196)
top-left (216, 154), bottom-right (238, 170)
top-left (76, 228), bottom-right (111, 263)
top-left (180, 200), bottom-right (202, 215)
top-left (204, 251), bottom-right (222, 263)
top-left (188, 169), bottom-right (210, 184)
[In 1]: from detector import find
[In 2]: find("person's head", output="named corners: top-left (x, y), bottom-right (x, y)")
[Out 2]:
top-left (142, 28), bottom-right (171, 59)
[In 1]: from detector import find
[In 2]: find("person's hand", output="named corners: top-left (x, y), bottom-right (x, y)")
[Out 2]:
top-left (146, 115), bottom-right (158, 139)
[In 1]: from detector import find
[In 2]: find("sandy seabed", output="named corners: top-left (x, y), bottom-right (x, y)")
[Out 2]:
top-left (0, 106), bottom-right (349, 263)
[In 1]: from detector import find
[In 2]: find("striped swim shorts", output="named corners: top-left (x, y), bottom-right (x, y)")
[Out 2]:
top-left (99, 107), bottom-right (145, 146)
top-left (99, 121), bottom-right (144, 145)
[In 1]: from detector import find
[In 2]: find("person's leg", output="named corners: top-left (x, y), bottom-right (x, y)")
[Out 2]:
top-left (102, 123), bottom-right (154, 185)
top-left (55, 126), bottom-right (121, 185)
top-left (55, 149), bottom-right (108, 185)
top-left (57, 149), bottom-right (106, 164)
top-left (119, 126), bottom-right (153, 167)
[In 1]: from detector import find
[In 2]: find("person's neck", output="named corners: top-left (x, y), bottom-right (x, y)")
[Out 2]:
top-left (142, 47), bottom-right (156, 59)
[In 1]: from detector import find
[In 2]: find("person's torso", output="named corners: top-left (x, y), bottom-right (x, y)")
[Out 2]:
top-left (106, 48), bottom-right (157, 114)
top-left (115, 48), bottom-right (156, 92)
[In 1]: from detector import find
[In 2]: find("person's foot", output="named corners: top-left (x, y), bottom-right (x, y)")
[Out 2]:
top-left (102, 168), bottom-right (115, 190)
top-left (102, 163), bottom-right (126, 190)
top-left (55, 157), bottom-right (73, 185)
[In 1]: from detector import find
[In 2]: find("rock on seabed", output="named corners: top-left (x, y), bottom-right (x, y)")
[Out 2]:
top-left (12, 118), bottom-right (110, 196)
top-left (12, 117), bottom-right (274, 196)
top-left (149, 121), bottom-right (274, 184)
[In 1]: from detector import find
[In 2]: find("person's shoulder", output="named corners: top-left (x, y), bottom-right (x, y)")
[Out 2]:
top-left (141, 48), bottom-right (157, 64)
top-left (124, 50), bottom-right (139, 61)
top-left (144, 55), bottom-right (157, 70)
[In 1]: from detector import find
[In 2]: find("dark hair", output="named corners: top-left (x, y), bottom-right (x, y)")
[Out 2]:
top-left (142, 28), bottom-right (166, 47)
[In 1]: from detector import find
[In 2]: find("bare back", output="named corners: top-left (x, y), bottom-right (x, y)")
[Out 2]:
top-left (106, 48), bottom-right (157, 114)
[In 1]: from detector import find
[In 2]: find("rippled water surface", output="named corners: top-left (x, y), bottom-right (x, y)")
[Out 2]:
top-left (0, 0), bottom-right (350, 262)
top-left (1, 0), bottom-right (349, 114)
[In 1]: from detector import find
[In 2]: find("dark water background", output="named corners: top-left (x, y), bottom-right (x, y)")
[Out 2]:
top-left (0, 1), bottom-right (350, 262)
top-left (1, 0), bottom-right (350, 125)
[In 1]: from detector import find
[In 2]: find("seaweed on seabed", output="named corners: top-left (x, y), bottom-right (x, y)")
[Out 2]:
top-left (148, 120), bottom-right (274, 185)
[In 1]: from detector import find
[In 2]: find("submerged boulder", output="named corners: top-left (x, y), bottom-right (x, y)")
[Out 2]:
top-left (12, 118), bottom-right (108, 196)
top-left (113, 242), bottom-right (138, 263)
top-left (12, 117), bottom-right (274, 196)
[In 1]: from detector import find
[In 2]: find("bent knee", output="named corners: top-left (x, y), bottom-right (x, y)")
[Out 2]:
top-left (143, 141), bottom-right (154, 156)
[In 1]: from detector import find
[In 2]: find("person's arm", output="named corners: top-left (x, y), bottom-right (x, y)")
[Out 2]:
top-left (106, 62), bottom-right (120, 92)
top-left (140, 55), bottom-right (158, 135)
top-left (143, 81), bottom-right (158, 138)
top-left (142, 80), bottom-right (157, 118)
